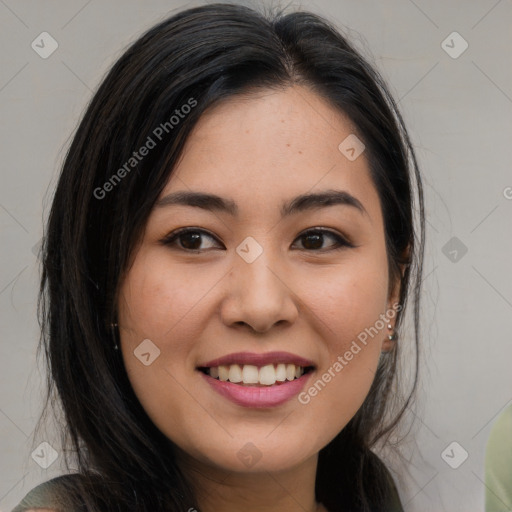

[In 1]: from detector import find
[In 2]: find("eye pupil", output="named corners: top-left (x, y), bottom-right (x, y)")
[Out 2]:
top-left (181, 232), bottom-right (201, 250)
top-left (303, 233), bottom-right (323, 250)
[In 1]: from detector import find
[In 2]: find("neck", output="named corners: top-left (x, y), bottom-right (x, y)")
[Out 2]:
top-left (177, 450), bottom-right (327, 512)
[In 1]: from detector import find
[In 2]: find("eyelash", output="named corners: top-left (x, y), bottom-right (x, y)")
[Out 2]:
top-left (160, 227), bottom-right (354, 253)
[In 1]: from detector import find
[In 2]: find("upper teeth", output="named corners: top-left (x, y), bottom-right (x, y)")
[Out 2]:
top-left (209, 364), bottom-right (305, 385)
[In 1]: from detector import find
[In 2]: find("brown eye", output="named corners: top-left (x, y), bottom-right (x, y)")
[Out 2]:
top-left (161, 227), bottom-right (353, 253)
top-left (177, 231), bottom-right (201, 250)
top-left (293, 229), bottom-right (352, 251)
top-left (161, 228), bottom-right (222, 251)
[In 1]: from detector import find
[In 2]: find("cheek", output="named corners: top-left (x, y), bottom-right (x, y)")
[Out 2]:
top-left (298, 280), bottom-right (387, 442)
top-left (119, 249), bottom-right (218, 338)
top-left (304, 252), bottom-right (389, 355)
top-left (295, 252), bottom-right (388, 428)
top-left (117, 256), bottom-right (200, 444)
top-left (117, 251), bottom-right (201, 403)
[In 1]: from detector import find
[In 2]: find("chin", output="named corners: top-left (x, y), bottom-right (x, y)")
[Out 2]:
top-left (180, 432), bottom-right (321, 475)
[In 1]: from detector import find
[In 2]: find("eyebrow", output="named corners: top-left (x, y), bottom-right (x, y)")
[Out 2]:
top-left (155, 189), bottom-right (368, 218)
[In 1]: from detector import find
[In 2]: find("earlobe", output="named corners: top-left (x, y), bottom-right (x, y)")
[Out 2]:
top-left (384, 264), bottom-right (405, 354)
top-left (381, 323), bottom-right (398, 352)
top-left (381, 340), bottom-right (395, 353)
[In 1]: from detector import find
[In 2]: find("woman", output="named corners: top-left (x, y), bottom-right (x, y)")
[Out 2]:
top-left (13, 2), bottom-right (425, 511)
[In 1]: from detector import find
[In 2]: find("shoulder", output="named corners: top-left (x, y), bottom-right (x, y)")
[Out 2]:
top-left (488, 403), bottom-right (512, 444)
top-left (11, 474), bottom-right (83, 512)
top-left (486, 403), bottom-right (512, 467)
top-left (485, 404), bottom-right (512, 510)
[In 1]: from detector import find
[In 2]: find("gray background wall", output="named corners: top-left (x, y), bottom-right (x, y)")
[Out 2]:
top-left (1, 1), bottom-right (511, 510)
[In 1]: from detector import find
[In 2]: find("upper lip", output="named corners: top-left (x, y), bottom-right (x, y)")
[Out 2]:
top-left (198, 351), bottom-right (315, 369)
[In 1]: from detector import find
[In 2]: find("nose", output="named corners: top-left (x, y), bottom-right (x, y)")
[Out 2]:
top-left (220, 250), bottom-right (299, 333)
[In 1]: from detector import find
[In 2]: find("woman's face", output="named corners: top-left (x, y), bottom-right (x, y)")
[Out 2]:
top-left (118, 85), bottom-right (399, 474)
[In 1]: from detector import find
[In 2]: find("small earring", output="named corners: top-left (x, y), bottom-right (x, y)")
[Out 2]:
top-left (387, 323), bottom-right (398, 341)
top-left (111, 323), bottom-right (119, 350)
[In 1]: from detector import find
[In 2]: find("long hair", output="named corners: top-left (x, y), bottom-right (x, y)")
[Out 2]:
top-left (35, 3), bottom-right (425, 510)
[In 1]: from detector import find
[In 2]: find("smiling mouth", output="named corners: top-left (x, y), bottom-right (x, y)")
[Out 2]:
top-left (198, 363), bottom-right (315, 387)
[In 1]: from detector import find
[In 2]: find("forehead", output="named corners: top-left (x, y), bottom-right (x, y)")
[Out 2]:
top-left (162, 85), bottom-right (381, 221)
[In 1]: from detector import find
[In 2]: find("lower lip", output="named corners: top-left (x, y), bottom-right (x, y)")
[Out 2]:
top-left (199, 370), bottom-right (313, 408)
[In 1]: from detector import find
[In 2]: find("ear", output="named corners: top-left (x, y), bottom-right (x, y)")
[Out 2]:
top-left (382, 248), bottom-right (410, 352)
top-left (380, 276), bottom-right (401, 352)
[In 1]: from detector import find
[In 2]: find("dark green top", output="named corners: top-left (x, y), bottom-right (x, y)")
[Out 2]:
top-left (12, 471), bottom-right (404, 511)
top-left (11, 474), bottom-right (80, 511)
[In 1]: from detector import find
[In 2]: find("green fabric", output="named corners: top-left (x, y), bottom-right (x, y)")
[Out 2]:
top-left (387, 474), bottom-right (404, 512)
top-left (485, 403), bottom-right (512, 511)
top-left (11, 474), bottom-right (81, 512)
top-left (11, 469), bottom-right (403, 511)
